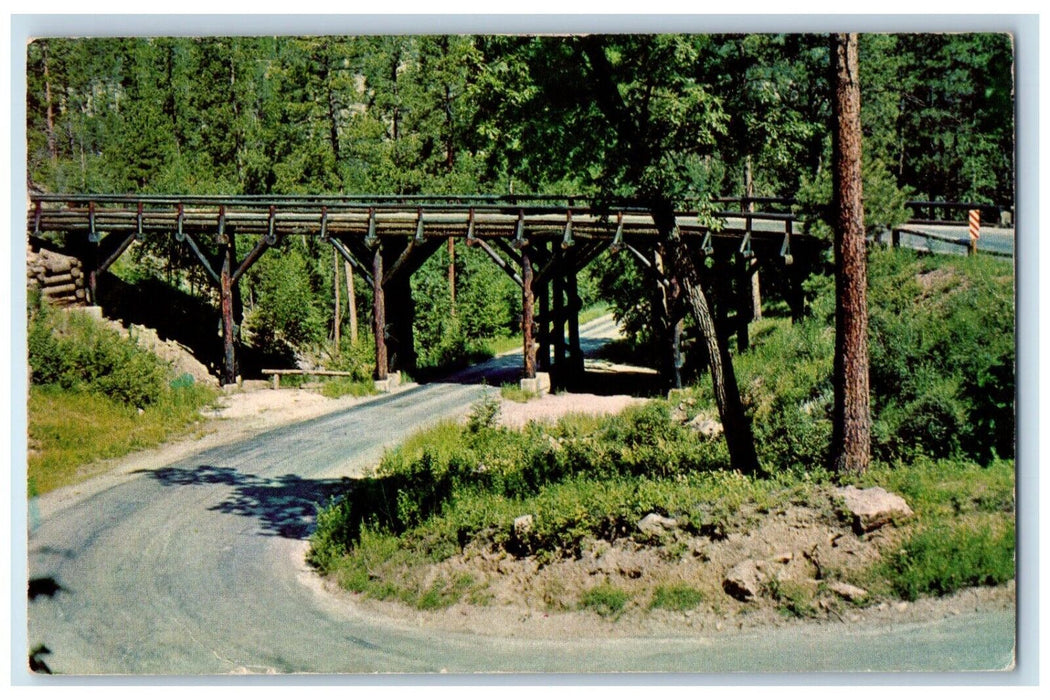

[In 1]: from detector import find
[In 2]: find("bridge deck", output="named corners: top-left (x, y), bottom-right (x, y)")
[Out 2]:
top-left (27, 194), bottom-right (800, 247)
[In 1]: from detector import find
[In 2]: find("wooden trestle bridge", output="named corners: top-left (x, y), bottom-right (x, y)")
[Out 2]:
top-left (27, 194), bottom-right (821, 389)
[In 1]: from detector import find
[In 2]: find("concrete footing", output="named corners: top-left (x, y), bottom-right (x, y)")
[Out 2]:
top-left (72, 305), bottom-right (104, 319)
top-left (374, 371), bottom-right (402, 393)
top-left (519, 371), bottom-right (551, 397)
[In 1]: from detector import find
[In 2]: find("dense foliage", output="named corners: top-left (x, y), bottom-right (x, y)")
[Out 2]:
top-left (725, 248), bottom-right (1015, 470)
top-left (28, 294), bottom-right (172, 408)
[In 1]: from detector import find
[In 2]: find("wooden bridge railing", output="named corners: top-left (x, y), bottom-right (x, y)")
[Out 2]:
top-left (28, 193), bottom-right (800, 242)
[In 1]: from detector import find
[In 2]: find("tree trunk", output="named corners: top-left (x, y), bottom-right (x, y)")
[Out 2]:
top-left (654, 205), bottom-right (759, 475)
top-left (448, 236), bottom-right (456, 315)
top-left (43, 44), bottom-right (57, 165)
top-left (830, 32), bottom-right (871, 475)
top-left (333, 248), bottom-right (341, 349)
top-left (745, 155), bottom-right (762, 321)
top-left (345, 260), bottom-right (358, 345)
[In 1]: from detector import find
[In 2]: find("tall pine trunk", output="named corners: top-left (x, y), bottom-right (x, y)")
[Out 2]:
top-left (830, 33), bottom-right (871, 474)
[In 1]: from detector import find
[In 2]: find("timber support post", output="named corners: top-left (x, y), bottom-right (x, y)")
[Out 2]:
top-left (538, 254), bottom-right (551, 373)
top-left (565, 245), bottom-right (583, 382)
top-left (219, 236), bottom-right (238, 386)
top-left (552, 252), bottom-right (566, 373)
top-left (736, 255), bottom-right (753, 353)
top-left (372, 242), bottom-right (388, 381)
top-left (521, 246), bottom-right (537, 380)
top-left (387, 272), bottom-right (416, 373)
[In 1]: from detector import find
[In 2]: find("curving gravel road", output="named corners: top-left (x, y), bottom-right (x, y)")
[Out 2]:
top-left (26, 319), bottom-right (1015, 676)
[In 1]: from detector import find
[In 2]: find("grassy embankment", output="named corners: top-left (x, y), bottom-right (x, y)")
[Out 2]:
top-left (26, 297), bottom-right (218, 496)
top-left (309, 249), bottom-right (1015, 615)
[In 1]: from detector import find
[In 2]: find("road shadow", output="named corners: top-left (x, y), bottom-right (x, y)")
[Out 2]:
top-left (137, 465), bottom-right (346, 540)
top-left (29, 577), bottom-right (65, 600)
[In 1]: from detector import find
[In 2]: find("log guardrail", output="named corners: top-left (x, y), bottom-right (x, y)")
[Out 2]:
top-left (884, 226), bottom-right (1012, 258)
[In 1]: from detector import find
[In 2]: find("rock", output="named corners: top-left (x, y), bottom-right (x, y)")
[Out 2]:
top-left (686, 413), bottom-right (723, 439)
top-left (637, 513), bottom-right (679, 537)
top-left (835, 485), bottom-right (914, 533)
top-left (827, 581), bottom-right (869, 602)
top-left (723, 559), bottom-right (765, 602)
top-left (774, 551), bottom-right (794, 563)
top-left (513, 514), bottom-right (534, 539)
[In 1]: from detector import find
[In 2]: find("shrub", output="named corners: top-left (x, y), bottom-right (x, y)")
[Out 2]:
top-left (865, 249), bottom-right (1014, 462)
top-left (243, 245), bottom-right (326, 349)
top-left (579, 584), bottom-right (631, 619)
top-left (880, 521), bottom-right (1015, 601)
top-left (649, 585), bottom-right (705, 611)
top-left (28, 301), bottom-right (170, 408)
top-left (722, 248), bottom-right (1014, 471)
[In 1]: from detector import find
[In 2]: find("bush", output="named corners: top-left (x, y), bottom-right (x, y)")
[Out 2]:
top-left (880, 521), bottom-right (1015, 600)
top-left (649, 585), bottom-right (705, 611)
top-left (717, 248), bottom-right (1014, 472)
top-left (579, 584), bottom-right (631, 619)
top-left (28, 301), bottom-right (170, 408)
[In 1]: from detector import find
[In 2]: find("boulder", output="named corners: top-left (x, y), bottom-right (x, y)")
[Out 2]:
top-left (835, 485), bottom-right (914, 533)
top-left (686, 413), bottom-right (723, 439)
top-left (827, 581), bottom-right (869, 603)
top-left (513, 514), bottom-right (534, 539)
top-left (637, 513), bottom-right (679, 537)
top-left (723, 559), bottom-right (765, 602)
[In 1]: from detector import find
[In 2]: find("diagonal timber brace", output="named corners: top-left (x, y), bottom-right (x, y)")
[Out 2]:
top-left (474, 238), bottom-right (524, 288)
top-left (231, 234), bottom-right (276, 285)
top-left (97, 231), bottom-right (138, 274)
top-left (177, 230), bottom-right (221, 286)
top-left (328, 236), bottom-right (374, 287)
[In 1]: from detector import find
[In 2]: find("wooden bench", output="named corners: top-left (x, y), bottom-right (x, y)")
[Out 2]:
top-left (261, 369), bottom-right (358, 390)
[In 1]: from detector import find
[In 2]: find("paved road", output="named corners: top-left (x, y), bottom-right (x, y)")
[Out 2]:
top-left (889, 225), bottom-right (1015, 258)
top-left (26, 318), bottom-right (1015, 676)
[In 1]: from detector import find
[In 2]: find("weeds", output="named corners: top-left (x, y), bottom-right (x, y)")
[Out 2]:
top-left (579, 584), bottom-right (631, 619)
top-left (877, 521), bottom-right (1015, 601)
top-left (28, 383), bottom-right (216, 494)
top-left (649, 585), bottom-right (705, 612)
top-left (500, 383), bottom-right (538, 403)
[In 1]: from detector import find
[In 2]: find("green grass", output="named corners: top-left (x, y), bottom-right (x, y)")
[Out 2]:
top-left (578, 302), bottom-right (611, 325)
top-left (28, 383), bottom-right (217, 495)
top-left (579, 584), bottom-right (631, 618)
top-left (500, 383), bottom-right (538, 403)
top-left (484, 334), bottom-right (524, 356)
top-left (871, 519), bottom-right (1015, 601)
top-left (765, 578), bottom-right (819, 619)
top-left (318, 376), bottom-right (377, 399)
top-left (649, 584), bottom-right (705, 611)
